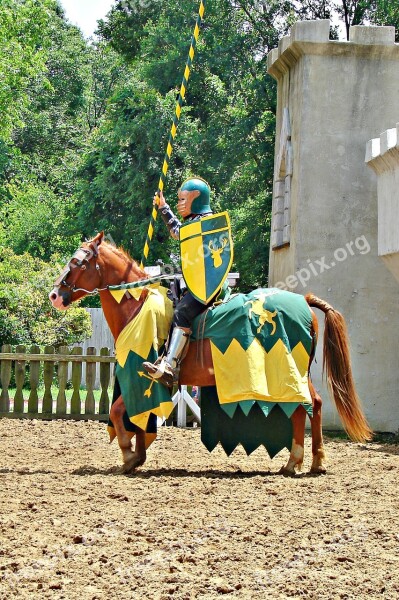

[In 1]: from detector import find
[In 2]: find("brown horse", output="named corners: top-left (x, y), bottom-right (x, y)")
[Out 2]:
top-left (49, 232), bottom-right (372, 474)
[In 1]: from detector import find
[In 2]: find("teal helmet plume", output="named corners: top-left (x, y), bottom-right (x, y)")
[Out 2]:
top-left (180, 177), bottom-right (211, 215)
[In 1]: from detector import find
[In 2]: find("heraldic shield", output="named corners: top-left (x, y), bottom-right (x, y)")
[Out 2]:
top-left (179, 211), bottom-right (234, 304)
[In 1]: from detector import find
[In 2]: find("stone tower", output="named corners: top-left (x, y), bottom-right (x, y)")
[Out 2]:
top-left (267, 21), bottom-right (399, 431)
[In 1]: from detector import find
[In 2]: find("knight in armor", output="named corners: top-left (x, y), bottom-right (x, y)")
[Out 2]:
top-left (143, 177), bottom-right (222, 387)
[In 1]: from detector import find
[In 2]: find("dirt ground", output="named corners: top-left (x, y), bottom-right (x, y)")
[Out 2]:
top-left (1, 419), bottom-right (399, 600)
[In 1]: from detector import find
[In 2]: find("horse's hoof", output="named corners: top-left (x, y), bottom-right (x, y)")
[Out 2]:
top-left (121, 455), bottom-right (146, 475)
top-left (116, 465), bottom-right (129, 475)
top-left (310, 465), bottom-right (327, 475)
top-left (278, 466), bottom-right (296, 477)
top-left (121, 462), bottom-right (138, 475)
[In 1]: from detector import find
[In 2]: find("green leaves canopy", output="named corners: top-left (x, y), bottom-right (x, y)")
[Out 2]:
top-left (80, 0), bottom-right (280, 287)
top-left (0, 247), bottom-right (91, 347)
top-left (1, 0), bottom-right (398, 346)
top-left (0, 0), bottom-right (55, 140)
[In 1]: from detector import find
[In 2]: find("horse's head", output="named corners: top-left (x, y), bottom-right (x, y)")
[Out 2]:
top-left (49, 232), bottom-right (105, 310)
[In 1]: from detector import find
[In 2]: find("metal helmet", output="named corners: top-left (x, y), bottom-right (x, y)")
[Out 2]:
top-left (180, 177), bottom-right (211, 215)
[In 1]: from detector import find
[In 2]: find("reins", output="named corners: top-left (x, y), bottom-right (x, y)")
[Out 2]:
top-left (73, 274), bottom-right (176, 296)
top-left (55, 244), bottom-right (175, 296)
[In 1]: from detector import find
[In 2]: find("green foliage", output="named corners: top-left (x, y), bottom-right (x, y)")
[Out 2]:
top-left (78, 0), bottom-right (281, 287)
top-left (2, 179), bottom-right (81, 260)
top-left (0, 0), bottom-right (398, 341)
top-left (0, 247), bottom-right (92, 348)
top-left (370, 0), bottom-right (399, 41)
top-left (12, 14), bottom-right (88, 164)
top-left (84, 41), bottom-right (128, 132)
top-left (0, 0), bottom-right (55, 140)
top-left (0, 4), bottom-right (127, 264)
top-left (76, 79), bottom-right (181, 262)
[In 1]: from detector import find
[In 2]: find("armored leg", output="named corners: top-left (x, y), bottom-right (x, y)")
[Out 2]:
top-left (143, 327), bottom-right (190, 387)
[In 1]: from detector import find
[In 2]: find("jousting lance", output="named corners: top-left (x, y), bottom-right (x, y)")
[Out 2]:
top-left (140, 0), bottom-right (206, 269)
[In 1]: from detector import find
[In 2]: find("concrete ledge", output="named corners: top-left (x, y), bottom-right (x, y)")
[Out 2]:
top-left (268, 20), bottom-right (330, 75)
top-left (267, 47), bottom-right (279, 73)
top-left (291, 19), bottom-right (330, 43)
top-left (366, 124), bottom-right (399, 274)
top-left (278, 35), bottom-right (291, 55)
top-left (365, 137), bottom-right (381, 164)
top-left (365, 124), bottom-right (399, 173)
top-left (267, 21), bottom-right (399, 80)
top-left (350, 25), bottom-right (396, 45)
top-left (381, 127), bottom-right (398, 154)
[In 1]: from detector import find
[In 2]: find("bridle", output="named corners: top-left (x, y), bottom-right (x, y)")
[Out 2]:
top-left (54, 245), bottom-right (109, 295)
top-left (54, 242), bottom-right (168, 298)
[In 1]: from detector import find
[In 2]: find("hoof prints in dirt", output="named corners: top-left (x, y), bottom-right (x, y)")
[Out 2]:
top-left (1, 419), bottom-right (399, 599)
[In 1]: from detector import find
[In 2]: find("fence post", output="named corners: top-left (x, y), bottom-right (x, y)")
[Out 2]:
top-left (99, 347), bottom-right (110, 416)
top-left (43, 346), bottom-right (55, 414)
top-left (56, 346), bottom-right (69, 415)
top-left (0, 344), bottom-right (12, 412)
top-left (71, 347), bottom-right (83, 415)
top-left (14, 344), bottom-right (26, 413)
top-left (28, 345), bottom-right (40, 414)
top-left (85, 347), bottom-right (96, 415)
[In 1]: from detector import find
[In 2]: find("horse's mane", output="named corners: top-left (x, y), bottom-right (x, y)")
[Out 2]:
top-left (101, 240), bottom-right (147, 279)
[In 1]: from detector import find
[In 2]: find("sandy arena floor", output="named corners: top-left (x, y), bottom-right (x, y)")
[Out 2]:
top-left (0, 419), bottom-right (399, 599)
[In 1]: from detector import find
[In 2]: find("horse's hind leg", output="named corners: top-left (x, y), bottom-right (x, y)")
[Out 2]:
top-left (309, 381), bottom-right (327, 474)
top-left (279, 406), bottom-right (306, 476)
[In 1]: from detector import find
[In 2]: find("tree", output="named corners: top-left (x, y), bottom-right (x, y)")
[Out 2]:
top-left (84, 41), bottom-right (127, 133)
top-left (76, 78), bottom-right (186, 264)
top-left (0, 3), bottom-right (127, 263)
top-left (0, 247), bottom-right (91, 348)
top-left (80, 0), bottom-right (280, 288)
top-left (2, 179), bottom-right (81, 260)
top-left (369, 0), bottom-right (399, 41)
top-left (0, 0), bottom-right (54, 141)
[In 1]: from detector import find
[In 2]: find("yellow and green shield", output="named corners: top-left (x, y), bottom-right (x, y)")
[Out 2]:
top-left (180, 212), bottom-right (234, 304)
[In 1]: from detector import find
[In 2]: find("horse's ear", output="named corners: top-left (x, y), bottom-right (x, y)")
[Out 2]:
top-left (89, 231), bottom-right (104, 256)
top-left (92, 231), bottom-right (104, 245)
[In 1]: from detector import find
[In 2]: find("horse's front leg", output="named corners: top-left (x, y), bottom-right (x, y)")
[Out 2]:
top-left (109, 395), bottom-right (146, 473)
top-left (279, 406), bottom-right (306, 476)
top-left (309, 381), bottom-right (327, 474)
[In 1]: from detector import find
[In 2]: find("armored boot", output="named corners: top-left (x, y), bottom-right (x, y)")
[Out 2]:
top-left (142, 327), bottom-right (190, 388)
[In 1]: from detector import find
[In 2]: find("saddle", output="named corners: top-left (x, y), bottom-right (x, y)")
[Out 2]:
top-left (166, 275), bottom-right (231, 387)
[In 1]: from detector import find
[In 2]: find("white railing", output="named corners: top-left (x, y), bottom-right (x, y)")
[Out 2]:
top-left (172, 385), bottom-right (201, 427)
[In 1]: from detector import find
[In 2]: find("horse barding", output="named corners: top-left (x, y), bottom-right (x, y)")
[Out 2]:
top-left (49, 232), bottom-right (372, 474)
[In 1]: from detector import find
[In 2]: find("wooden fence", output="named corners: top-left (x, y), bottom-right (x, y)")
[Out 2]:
top-left (75, 308), bottom-right (114, 388)
top-left (0, 345), bottom-right (114, 421)
top-left (0, 345), bottom-right (201, 427)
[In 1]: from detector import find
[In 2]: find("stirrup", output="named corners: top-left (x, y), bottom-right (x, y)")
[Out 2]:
top-left (142, 328), bottom-right (190, 388)
top-left (142, 359), bottom-right (174, 388)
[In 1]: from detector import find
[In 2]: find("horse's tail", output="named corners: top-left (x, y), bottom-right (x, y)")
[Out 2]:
top-left (305, 293), bottom-right (373, 443)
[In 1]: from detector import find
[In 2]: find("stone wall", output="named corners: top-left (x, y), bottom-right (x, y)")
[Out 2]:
top-left (267, 21), bottom-right (399, 431)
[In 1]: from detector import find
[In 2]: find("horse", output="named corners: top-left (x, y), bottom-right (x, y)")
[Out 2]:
top-left (49, 232), bottom-right (372, 474)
